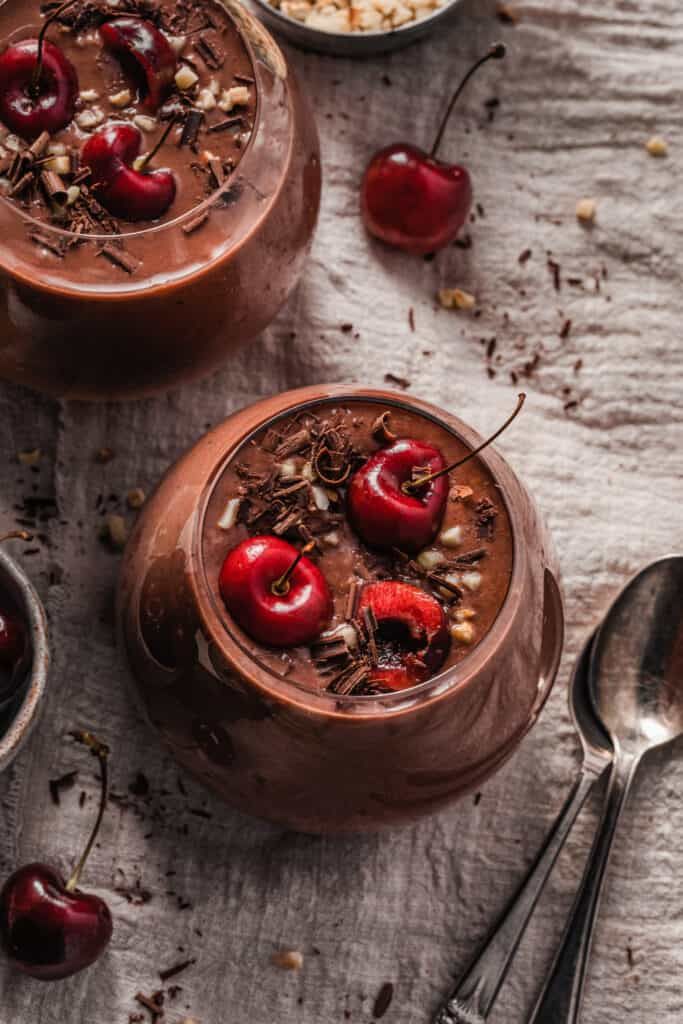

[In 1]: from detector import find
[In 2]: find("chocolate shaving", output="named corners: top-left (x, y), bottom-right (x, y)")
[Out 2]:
top-left (193, 29), bottom-right (225, 69)
top-left (29, 131), bottom-right (51, 159)
top-left (28, 229), bottom-right (67, 258)
top-left (371, 411), bottom-right (397, 444)
top-left (207, 155), bottom-right (224, 188)
top-left (98, 243), bottom-right (141, 274)
top-left (274, 428), bottom-right (311, 458)
top-left (234, 73), bottom-right (255, 84)
top-left (448, 548), bottom-right (487, 566)
top-left (361, 606), bottom-right (378, 665)
top-left (475, 499), bottom-right (498, 539)
top-left (345, 578), bottom-right (361, 619)
top-left (10, 172), bottom-right (34, 196)
top-left (40, 170), bottom-right (67, 204)
top-left (328, 660), bottom-right (370, 696)
top-left (178, 109), bottom-right (203, 149)
top-left (49, 769), bottom-right (78, 805)
top-left (207, 116), bottom-right (243, 134)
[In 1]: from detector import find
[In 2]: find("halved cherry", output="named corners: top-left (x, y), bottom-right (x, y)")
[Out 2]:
top-left (99, 18), bottom-right (176, 112)
top-left (359, 581), bottom-right (449, 691)
top-left (81, 122), bottom-right (175, 221)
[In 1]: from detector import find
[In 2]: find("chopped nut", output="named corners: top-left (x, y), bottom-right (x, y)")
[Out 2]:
top-left (196, 88), bottom-right (217, 111)
top-left (109, 88), bottom-right (132, 108)
top-left (104, 514), bottom-right (128, 550)
top-left (450, 484), bottom-right (474, 502)
top-left (439, 525), bottom-right (463, 548)
top-left (272, 950), bottom-right (303, 971)
top-left (79, 88), bottom-right (99, 102)
top-left (75, 107), bottom-right (105, 130)
top-left (437, 572), bottom-right (461, 600)
top-left (175, 65), bottom-right (199, 91)
top-left (217, 86), bottom-right (250, 112)
top-left (168, 34), bottom-right (187, 54)
top-left (133, 114), bottom-right (157, 133)
top-left (66, 185), bottom-right (81, 205)
top-left (438, 287), bottom-right (476, 311)
top-left (4, 134), bottom-right (20, 152)
top-left (451, 621), bottom-right (475, 644)
top-left (45, 155), bottom-right (72, 175)
top-left (461, 571), bottom-right (482, 591)
top-left (646, 135), bottom-right (668, 157)
top-left (575, 197), bottom-right (597, 223)
top-left (126, 488), bottom-right (146, 510)
top-left (278, 459), bottom-right (298, 479)
top-left (47, 142), bottom-right (67, 155)
top-left (417, 548), bottom-right (444, 571)
top-left (322, 530), bottom-right (340, 547)
top-left (208, 78), bottom-right (221, 97)
top-left (301, 461), bottom-right (315, 481)
top-left (453, 607), bottom-right (476, 622)
top-left (311, 485), bottom-right (329, 511)
top-left (17, 448), bottom-right (41, 466)
top-left (199, 149), bottom-right (218, 165)
top-left (217, 497), bottom-right (241, 530)
top-left (132, 155), bottom-right (148, 171)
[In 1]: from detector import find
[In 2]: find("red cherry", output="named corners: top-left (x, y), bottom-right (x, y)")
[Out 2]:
top-left (0, 732), bottom-right (112, 981)
top-left (0, 609), bottom-right (25, 668)
top-left (358, 581), bottom-right (449, 691)
top-left (361, 43), bottom-right (506, 255)
top-left (0, 38), bottom-right (78, 141)
top-left (82, 122), bottom-right (176, 221)
top-left (219, 536), bottom-right (333, 648)
top-left (0, 863), bottom-right (112, 981)
top-left (99, 18), bottom-right (177, 112)
top-left (348, 439), bottom-right (448, 553)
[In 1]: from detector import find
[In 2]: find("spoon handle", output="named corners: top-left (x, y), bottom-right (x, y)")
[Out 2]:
top-left (528, 753), bottom-right (639, 1024)
top-left (433, 765), bottom-right (604, 1024)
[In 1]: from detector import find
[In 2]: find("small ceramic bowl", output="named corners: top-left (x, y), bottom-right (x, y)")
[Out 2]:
top-left (247, 0), bottom-right (465, 57)
top-left (0, 548), bottom-right (49, 772)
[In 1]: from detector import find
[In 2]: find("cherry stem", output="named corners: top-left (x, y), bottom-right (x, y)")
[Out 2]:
top-left (136, 116), bottom-right (178, 172)
top-left (65, 730), bottom-right (109, 893)
top-left (0, 530), bottom-right (33, 544)
top-left (402, 393), bottom-right (526, 495)
top-left (430, 42), bottom-right (507, 160)
top-left (271, 541), bottom-right (315, 597)
top-left (30, 0), bottom-right (80, 98)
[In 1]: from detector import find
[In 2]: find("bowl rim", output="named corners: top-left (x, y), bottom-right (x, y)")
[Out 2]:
top-left (248, 0), bottom-right (464, 48)
top-left (0, 548), bottom-right (49, 772)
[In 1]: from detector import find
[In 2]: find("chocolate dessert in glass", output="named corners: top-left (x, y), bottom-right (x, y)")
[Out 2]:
top-left (118, 385), bottom-right (564, 833)
top-left (0, 0), bottom-right (320, 398)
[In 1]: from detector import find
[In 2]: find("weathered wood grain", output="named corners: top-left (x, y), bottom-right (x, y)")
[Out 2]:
top-left (1, 2), bottom-right (682, 1021)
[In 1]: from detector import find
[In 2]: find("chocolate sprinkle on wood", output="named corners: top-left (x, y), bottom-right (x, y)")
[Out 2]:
top-left (158, 957), bottom-right (196, 982)
top-left (373, 982), bottom-right (394, 1019)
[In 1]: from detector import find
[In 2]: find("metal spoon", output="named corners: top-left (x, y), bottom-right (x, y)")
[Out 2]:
top-left (433, 633), bottom-right (613, 1024)
top-left (530, 554), bottom-right (683, 1023)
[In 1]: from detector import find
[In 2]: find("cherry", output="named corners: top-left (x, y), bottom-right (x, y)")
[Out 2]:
top-left (99, 18), bottom-right (177, 113)
top-left (82, 121), bottom-right (176, 221)
top-left (358, 581), bottom-right (449, 691)
top-left (348, 394), bottom-right (527, 554)
top-left (361, 43), bottom-right (506, 255)
top-left (348, 439), bottom-right (448, 553)
top-left (0, 37), bottom-right (77, 142)
top-left (219, 537), bottom-right (333, 648)
top-left (0, 732), bottom-right (112, 980)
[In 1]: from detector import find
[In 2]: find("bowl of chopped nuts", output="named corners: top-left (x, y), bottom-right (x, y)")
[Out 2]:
top-left (247, 0), bottom-right (465, 56)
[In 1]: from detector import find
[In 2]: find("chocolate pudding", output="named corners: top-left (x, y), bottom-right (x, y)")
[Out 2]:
top-left (0, 0), bottom-right (320, 398)
top-left (202, 400), bottom-right (514, 695)
top-left (118, 386), bottom-right (564, 832)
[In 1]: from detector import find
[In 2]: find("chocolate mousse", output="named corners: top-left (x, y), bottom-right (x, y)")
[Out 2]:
top-left (0, 586), bottom-right (28, 711)
top-left (202, 398), bottom-right (516, 697)
top-left (0, 0), bottom-right (321, 398)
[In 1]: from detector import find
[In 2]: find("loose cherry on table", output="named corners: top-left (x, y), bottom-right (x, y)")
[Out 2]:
top-left (0, 731), bottom-right (113, 981)
top-left (82, 121), bottom-right (176, 221)
top-left (348, 394), bottom-right (526, 554)
top-left (0, 0), bottom-right (79, 142)
top-left (360, 43), bottom-right (506, 255)
top-left (219, 536), bottom-right (333, 648)
top-left (359, 581), bottom-right (449, 691)
top-left (99, 17), bottom-right (177, 112)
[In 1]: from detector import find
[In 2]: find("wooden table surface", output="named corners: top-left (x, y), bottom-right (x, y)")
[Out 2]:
top-left (1, 2), bottom-right (682, 1021)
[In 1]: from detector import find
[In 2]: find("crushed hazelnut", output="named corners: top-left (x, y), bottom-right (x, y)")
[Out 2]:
top-left (461, 571), bottom-right (482, 591)
top-left (453, 607), bottom-right (476, 622)
top-left (575, 198), bottom-right (596, 223)
top-left (645, 136), bottom-right (668, 157)
top-left (311, 485), bottom-right (330, 511)
top-left (109, 88), bottom-right (132, 108)
top-left (217, 498), bottom-right (241, 530)
top-left (450, 484), bottom-right (474, 502)
top-left (66, 185), bottom-right (81, 205)
top-left (47, 142), bottom-right (67, 155)
top-left (438, 525), bottom-right (463, 548)
top-left (272, 950), bottom-right (304, 971)
top-left (277, 459), bottom-right (298, 479)
top-left (17, 448), bottom-right (41, 466)
top-left (451, 621), bottom-right (475, 644)
top-left (46, 155), bottom-right (72, 175)
top-left (133, 114), bottom-right (158, 133)
top-left (196, 88), bottom-right (217, 111)
top-left (438, 288), bottom-right (476, 311)
top-left (175, 65), bottom-right (199, 91)
top-left (322, 531), bottom-right (340, 547)
top-left (126, 488), bottom-right (146, 510)
top-left (218, 86), bottom-right (250, 112)
top-left (75, 107), bottom-right (105, 130)
top-left (168, 34), bottom-right (187, 54)
top-left (79, 88), bottom-right (99, 102)
top-left (417, 548), bottom-right (444, 571)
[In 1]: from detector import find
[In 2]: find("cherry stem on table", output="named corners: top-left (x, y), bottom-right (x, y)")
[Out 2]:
top-left (30, 0), bottom-right (80, 98)
top-left (137, 116), bottom-right (178, 171)
top-left (271, 541), bottom-right (315, 597)
top-left (430, 42), bottom-right (507, 160)
top-left (402, 393), bottom-right (526, 495)
top-left (66, 731), bottom-right (109, 893)
top-left (0, 530), bottom-right (33, 544)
